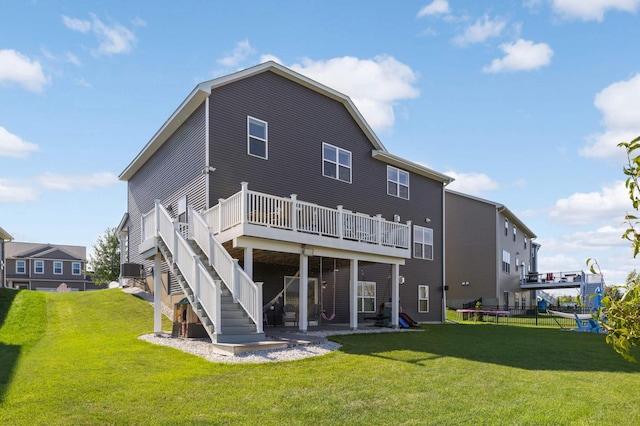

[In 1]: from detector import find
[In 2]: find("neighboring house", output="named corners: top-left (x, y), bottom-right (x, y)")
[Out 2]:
top-left (118, 61), bottom-right (453, 343)
top-left (445, 190), bottom-right (539, 309)
top-left (4, 242), bottom-right (96, 292)
top-left (1, 226), bottom-right (13, 288)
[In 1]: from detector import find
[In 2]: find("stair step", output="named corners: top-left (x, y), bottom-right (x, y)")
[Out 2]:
top-left (215, 332), bottom-right (266, 344)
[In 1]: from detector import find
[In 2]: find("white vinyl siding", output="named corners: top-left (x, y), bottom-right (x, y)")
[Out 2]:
top-left (247, 116), bottom-right (268, 159)
top-left (322, 142), bottom-right (351, 183)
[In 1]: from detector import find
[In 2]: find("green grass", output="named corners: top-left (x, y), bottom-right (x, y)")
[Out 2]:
top-left (1, 287), bottom-right (639, 425)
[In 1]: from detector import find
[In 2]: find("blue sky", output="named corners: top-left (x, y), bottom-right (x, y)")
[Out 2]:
top-left (1, 0), bottom-right (640, 287)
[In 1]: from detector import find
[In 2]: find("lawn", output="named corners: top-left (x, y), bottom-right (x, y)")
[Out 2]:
top-left (1, 287), bottom-right (639, 425)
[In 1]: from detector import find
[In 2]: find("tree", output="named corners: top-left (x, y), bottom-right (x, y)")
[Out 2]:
top-left (87, 227), bottom-right (120, 286)
top-left (588, 136), bottom-right (640, 362)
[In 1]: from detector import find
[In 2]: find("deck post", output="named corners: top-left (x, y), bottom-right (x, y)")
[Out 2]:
top-left (350, 259), bottom-right (359, 330)
top-left (241, 182), bottom-right (249, 224)
top-left (290, 194), bottom-right (298, 232)
top-left (153, 252), bottom-right (162, 335)
top-left (244, 248), bottom-right (253, 279)
top-left (337, 205), bottom-right (344, 240)
top-left (299, 253), bottom-right (308, 332)
top-left (391, 263), bottom-right (400, 328)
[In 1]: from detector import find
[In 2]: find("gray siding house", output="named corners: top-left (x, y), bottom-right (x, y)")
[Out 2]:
top-left (445, 190), bottom-right (539, 309)
top-left (118, 62), bottom-right (453, 343)
top-left (4, 242), bottom-right (95, 292)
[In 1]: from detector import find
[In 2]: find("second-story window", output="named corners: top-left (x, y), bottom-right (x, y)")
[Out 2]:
top-left (54, 261), bottom-right (63, 275)
top-left (247, 116), bottom-right (268, 159)
top-left (414, 225), bottom-right (433, 260)
top-left (502, 250), bottom-right (511, 273)
top-left (34, 260), bottom-right (44, 274)
top-left (524, 236), bottom-right (527, 249)
top-left (16, 260), bottom-right (26, 274)
top-left (72, 262), bottom-right (81, 275)
top-left (504, 219), bottom-right (508, 236)
top-left (387, 166), bottom-right (409, 199)
top-left (513, 226), bottom-right (517, 242)
top-left (323, 142), bottom-right (352, 183)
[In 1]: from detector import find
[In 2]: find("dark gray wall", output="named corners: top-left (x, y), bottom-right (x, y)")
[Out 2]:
top-left (445, 192), bottom-right (497, 308)
top-left (208, 71), bottom-right (445, 322)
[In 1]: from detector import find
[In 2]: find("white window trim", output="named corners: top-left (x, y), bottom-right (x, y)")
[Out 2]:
top-left (357, 281), bottom-right (376, 313)
top-left (387, 165), bottom-right (409, 200)
top-left (418, 285), bottom-right (430, 313)
top-left (16, 260), bottom-right (26, 274)
top-left (247, 116), bottom-right (268, 160)
top-left (53, 261), bottom-right (63, 275)
top-left (502, 250), bottom-right (511, 274)
top-left (72, 262), bottom-right (82, 276)
top-left (322, 142), bottom-right (352, 183)
top-left (413, 225), bottom-right (434, 261)
top-left (34, 260), bottom-right (44, 274)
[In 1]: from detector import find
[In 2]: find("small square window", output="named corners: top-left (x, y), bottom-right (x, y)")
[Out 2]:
top-left (322, 143), bottom-right (351, 183)
top-left (387, 166), bottom-right (409, 199)
top-left (247, 116), bottom-right (268, 159)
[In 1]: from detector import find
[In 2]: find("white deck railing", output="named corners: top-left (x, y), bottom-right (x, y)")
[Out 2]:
top-left (189, 205), bottom-right (263, 333)
top-left (153, 200), bottom-right (222, 336)
top-left (202, 182), bottom-right (411, 249)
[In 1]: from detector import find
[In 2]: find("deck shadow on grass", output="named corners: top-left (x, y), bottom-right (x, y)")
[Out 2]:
top-left (332, 324), bottom-right (640, 373)
top-left (0, 343), bottom-right (20, 403)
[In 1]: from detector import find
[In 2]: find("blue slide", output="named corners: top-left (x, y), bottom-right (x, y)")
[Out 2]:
top-left (398, 316), bottom-right (410, 328)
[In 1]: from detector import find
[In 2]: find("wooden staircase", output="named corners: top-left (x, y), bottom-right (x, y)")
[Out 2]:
top-left (157, 238), bottom-right (265, 344)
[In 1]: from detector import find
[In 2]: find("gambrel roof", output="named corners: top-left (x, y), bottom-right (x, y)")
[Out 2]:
top-left (119, 61), bottom-right (453, 185)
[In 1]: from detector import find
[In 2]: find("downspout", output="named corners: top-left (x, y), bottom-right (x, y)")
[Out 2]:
top-left (205, 96), bottom-right (210, 209)
top-left (442, 180), bottom-right (451, 323)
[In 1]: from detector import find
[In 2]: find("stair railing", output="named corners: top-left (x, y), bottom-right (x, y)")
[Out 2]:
top-left (154, 200), bottom-right (222, 335)
top-left (189, 205), bottom-right (263, 334)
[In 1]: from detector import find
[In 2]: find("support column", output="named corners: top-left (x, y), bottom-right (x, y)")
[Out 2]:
top-left (391, 263), bottom-right (400, 328)
top-left (350, 259), bottom-right (359, 330)
top-left (299, 253), bottom-right (309, 332)
top-left (244, 247), bottom-right (253, 279)
top-left (153, 252), bottom-right (162, 335)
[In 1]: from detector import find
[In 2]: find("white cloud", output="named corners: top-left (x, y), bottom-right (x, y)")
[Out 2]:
top-left (63, 14), bottom-right (138, 56)
top-left (552, 0), bottom-right (640, 21)
top-left (444, 171), bottom-right (499, 196)
top-left (259, 54), bottom-right (282, 64)
top-left (580, 73), bottom-right (640, 160)
top-left (66, 52), bottom-right (81, 66)
top-left (417, 0), bottom-right (450, 17)
top-left (453, 14), bottom-right (507, 46)
top-left (34, 172), bottom-right (118, 191)
top-left (218, 40), bottom-right (256, 67)
top-left (0, 179), bottom-right (37, 203)
top-left (77, 78), bottom-right (93, 88)
top-left (0, 49), bottom-right (49, 92)
top-left (0, 126), bottom-right (39, 158)
top-left (549, 181), bottom-right (629, 226)
top-left (290, 56), bottom-right (419, 132)
top-left (483, 39), bottom-right (553, 73)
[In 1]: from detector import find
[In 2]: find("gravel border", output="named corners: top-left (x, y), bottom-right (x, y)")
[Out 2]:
top-left (123, 286), bottom-right (420, 364)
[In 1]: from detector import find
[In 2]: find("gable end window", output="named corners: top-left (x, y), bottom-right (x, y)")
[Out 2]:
top-left (72, 262), bottom-right (81, 275)
top-left (387, 166), bottom-right (409, 199)
top-left (16, 260), bottom-right (26, 274)
top-left (323, 143), bottom-right (351, 183)
top-left (414, 226), bottom-right (434, 260)
top-left (34, 260), bottom-right (44, 274)
top-left (247, 116), bottom-right (268, 159)
top-left (54, 261), bottom-right (63, 275)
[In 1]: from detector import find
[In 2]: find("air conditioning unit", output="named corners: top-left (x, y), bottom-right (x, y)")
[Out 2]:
top-left (121, 263), bottom-right (143, 278)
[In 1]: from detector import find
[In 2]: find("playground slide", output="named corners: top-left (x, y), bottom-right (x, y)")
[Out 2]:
top-left (398, 316), bottom-right (410, 328)
top-left (400, 312), bottom-right (419, 327)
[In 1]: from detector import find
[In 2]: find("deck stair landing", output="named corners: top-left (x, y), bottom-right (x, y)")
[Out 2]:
top-left (157, 238), bottom-right (265, 344)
